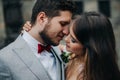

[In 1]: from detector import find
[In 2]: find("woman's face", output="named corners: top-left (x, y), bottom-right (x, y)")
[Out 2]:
top-left (65, 23), bottom-right (84, 57)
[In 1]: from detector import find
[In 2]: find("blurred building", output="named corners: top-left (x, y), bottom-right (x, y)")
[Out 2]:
top-left (0, 0), bottom-right (120, 67)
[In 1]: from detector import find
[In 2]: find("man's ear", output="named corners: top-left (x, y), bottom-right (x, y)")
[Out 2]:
top-left (36, 12), bottom-right (48, 24)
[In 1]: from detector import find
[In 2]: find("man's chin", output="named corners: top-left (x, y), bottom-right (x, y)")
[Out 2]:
top-left (52, 43), bottom-right (59, 46)
top-left (51, 41), bottom-right (60, 46)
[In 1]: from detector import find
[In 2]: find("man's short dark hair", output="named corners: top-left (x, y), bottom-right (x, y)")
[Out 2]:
top-left (31, 0), bottom-right (76, 25)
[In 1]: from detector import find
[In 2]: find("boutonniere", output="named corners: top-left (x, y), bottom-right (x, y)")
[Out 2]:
top-left (60, 51), bottom-right (71, 63)
top-left (60, 52), bottom-right (70, 63)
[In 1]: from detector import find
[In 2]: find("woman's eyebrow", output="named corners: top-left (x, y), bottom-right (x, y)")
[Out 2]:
top-left (70, 34), bottom-right (76, 40)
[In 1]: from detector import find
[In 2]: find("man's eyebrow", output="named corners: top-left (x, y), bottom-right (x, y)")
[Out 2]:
top-left (59, 21), bottom-right (71, 27)
top-left (60, 21), bottom-right (70, 24)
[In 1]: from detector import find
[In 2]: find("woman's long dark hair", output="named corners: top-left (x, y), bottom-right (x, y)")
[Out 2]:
top-left (72, 12), bottom-right (120, 80)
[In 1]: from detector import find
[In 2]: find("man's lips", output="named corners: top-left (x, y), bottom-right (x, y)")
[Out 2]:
top-left (58, 35), bottom-right (64, 40)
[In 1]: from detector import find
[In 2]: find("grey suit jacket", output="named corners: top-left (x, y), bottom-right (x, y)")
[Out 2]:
top-left (0, 35), bottom-right (65, 80)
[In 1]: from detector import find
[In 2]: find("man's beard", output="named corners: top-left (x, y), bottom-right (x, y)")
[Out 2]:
top-left (40, 31), bottom-right (58, 46)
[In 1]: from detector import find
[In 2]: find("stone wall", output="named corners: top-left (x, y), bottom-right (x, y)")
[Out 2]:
top-left (0, 0), bottom-right (6, 47)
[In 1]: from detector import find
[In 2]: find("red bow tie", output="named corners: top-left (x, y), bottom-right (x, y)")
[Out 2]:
top-left (38, 44), bottom-right (51, 53)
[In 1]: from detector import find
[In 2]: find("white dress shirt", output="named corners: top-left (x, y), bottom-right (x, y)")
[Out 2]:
top-left (22, 31), bottom-right (57, 80)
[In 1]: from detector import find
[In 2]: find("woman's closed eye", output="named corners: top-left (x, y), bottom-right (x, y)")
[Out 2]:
top-left (71, 38), bottom-right (77, 43)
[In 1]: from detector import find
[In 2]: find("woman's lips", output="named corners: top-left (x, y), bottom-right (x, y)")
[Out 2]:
top-left (66, 44), bottom-right (70, 48)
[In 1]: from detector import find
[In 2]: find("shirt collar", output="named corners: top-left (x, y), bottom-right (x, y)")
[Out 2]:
top-left (22, 30), bottom-right (42, 53)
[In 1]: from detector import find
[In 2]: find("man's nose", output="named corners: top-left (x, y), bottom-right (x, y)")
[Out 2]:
top-left (63, 27), bottom-right (69, 35)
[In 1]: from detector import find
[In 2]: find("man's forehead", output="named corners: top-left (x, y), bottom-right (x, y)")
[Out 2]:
top-left (58, 11), bottom-right (72, 20)
top-left (59, 10), bottom-right (72, 16)
top-left (49, 10), bottom-right (72, 23)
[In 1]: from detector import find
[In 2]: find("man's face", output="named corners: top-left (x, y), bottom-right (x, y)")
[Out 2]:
top-left (40, 11), bottom-right (72, 46)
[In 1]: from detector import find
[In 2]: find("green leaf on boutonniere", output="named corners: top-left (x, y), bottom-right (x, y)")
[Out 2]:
top-left (60, 51), bottom-right (71, 63)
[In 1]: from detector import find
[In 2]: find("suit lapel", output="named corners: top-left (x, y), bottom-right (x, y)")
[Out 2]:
top-left (51, 46), bottom-right (65, 80)
top-left (12, 35), bottom-right (52, 80)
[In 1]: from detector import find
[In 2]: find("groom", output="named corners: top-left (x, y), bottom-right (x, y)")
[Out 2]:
top-left (0, 0), bottom-right (76, 80)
